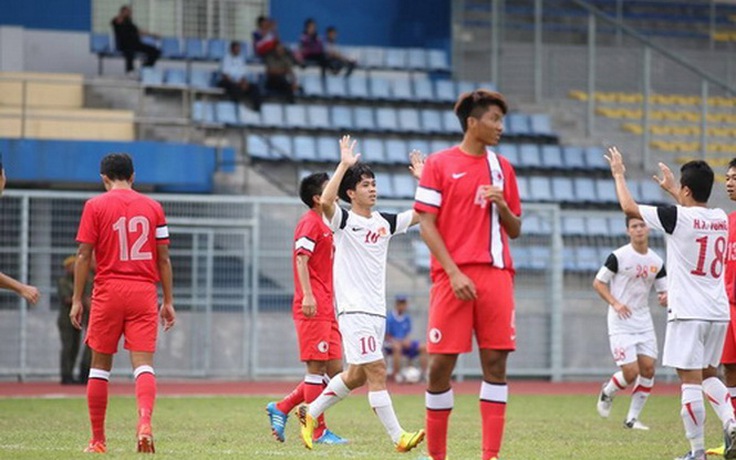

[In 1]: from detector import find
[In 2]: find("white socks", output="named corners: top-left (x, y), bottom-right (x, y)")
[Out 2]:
top-left (603, 371), bottom-right (628, 397)
top-left (626, 376), bottom-right (653, 421)
top-left (703, 377), bottom-right (736, 428)
top-left (308, 373), bottom-right (350, 418)
top-left (369, 390), bottom-right (403, 443)
top-left (681, 384), bottom-right (706, 453)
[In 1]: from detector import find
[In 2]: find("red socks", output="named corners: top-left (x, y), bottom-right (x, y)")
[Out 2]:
top-left (480, 381), bottom-right (508, 460)
top-left (87, 369), bottom-right (110, 443)
top-left (134, 366), bottom-right (156, 427)
top-left (425, 389), bottom-right (453, 460)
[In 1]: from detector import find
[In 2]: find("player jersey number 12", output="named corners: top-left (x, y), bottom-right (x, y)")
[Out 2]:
top-left (112, 216), bottom-right (153, 261)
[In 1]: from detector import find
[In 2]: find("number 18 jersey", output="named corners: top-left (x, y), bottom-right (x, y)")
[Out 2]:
top-left (640, 204), bottom-right (728, 321)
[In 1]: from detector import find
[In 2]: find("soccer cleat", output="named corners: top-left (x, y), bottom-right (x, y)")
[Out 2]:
top-left (674, 450), bottom-right (706, 460)
top-left (706, 444), bottom-right (725, 456)
top-left (136, 423), bottom-right (155, 453)
top-left (83, 440), bottom-right (107, 453)
top-left (596, 383), bottom-right (613, 418)
top-left (266, 402), bottom-right (288, 443)
top-left (314, 429), bottom-right (349, 445)
top-left (624, 418), bottom-right (650, 431)
top-left (395, 429), bottom-right (426, 453)
top-left (298, 404), bottom-right (317, 450)
top-left (725, 420), bottom-right (736, 459)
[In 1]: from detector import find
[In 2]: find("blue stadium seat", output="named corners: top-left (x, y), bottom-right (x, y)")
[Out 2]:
top-left (362, 47), bottom-right (384, 69)
top-left (407, 48), bottom-right (427, 70)
top-left (563, 247), bottom-right (579, 272)
top-left (518, 144), bottom-right (541, 168)
top-left (584, 146), bottom-right (608, 170)
top-left (307, 105), bottom-right (330, 130)
top-left (370, 77), bottom-right (392, 100)
top-left (586, 216), bottom-right (610, 235)
top-left (91, 33), bottom-right (113, 53)
top-left (160, 37), bottom-right (184, 59)
top-left (430, 139), bottom-right (453, 153)
top-left (164, 68), bottom-right (187, 87)
top-left (530, 113), bottom-right (554, 137)
top-left (529, 176), bottom-right (553, 202)
top-left (551, 177), bottom-right (575, 203)
top-left (562, 215), bottom-right (586, 236)
top-left (595, 179), bottom-right (617, 203)
top-left (270, 134), bottom-right (292, 159)
top-left (576, 246), bottom-right (600, 272)
top-left (331, 106), bottom-right (354, 130)
top-left (608, 216), bottom-right (628, 236)
top-left (638, 180), bottom-right (665, 204)
top-left (355, 107), bottom-right (376, 131)
top-left (408, 138), bottom-right (430, 156)
top-left (512, 246), bottom-right (532, 271)
top-left (391, 78), bottom-right (413, 101)
top-left (207, 39), bottom-right (227, 61)
top-left (574, 177), bottom-right (599, 204)
top-left (260, 103), bottom-right (284, 128)
top-left (375, 172), bottom-right (395, 197)
top-left (191, 101), bottom-right (215, 124)
top-left (397, 108), bottom-right (421, 133)
top-left (301, 74), bottom-right (324, 97)
top-left (385, 48), bottom-right (407, 69)
top-left (505, 113), bottom-right (530, 137)
top-left (392, 174), bottom-right (416, 199)
top-left (516, 176), bottom-right (530, 201)
top-left (427, 49), bottom-right (450, 72)
top-left (141, 67), bottom-right (164, 86)
top-left (528, 246), bottom-right (551, 271)
top-left (247, 135), bottom-right (272, 160)
top-left (347, 76), bottom-right (370, 100)
top-left (413, 78), bottom-right (434, 102)
top-left (540, 145), bottom-right (564, 169)
top-left (495, 143), bottom-right (519, 165)
top-left (325, 76), bottom-right (347, 99)
top-left (189, 69), bottom-right (214, 89)
top-left (434, 80), bottom-right (456, 103)
top-left (293, 136), bottom-right (318, 162)
top-left (362, 138), bottom-right (387, 164)
top-left (284, 105), bottom-right (309, 129)
top-left (317, 136), bottom-right (339, 163)
top-left (563, 146), bottom-right (587, 170)
top-left (442, 111), bottom-right (462, 134)
top-left (524, 213), bottom-right (552, 235)
top-left (375, 108), bottom-right (398, 132)
top-left (413, 240), bottom-right (431, 271)
top-left (185, 38), bottom-right (206, 60)
top-left (239, 105), bottom-right (261, 126)
top-left (420, 109), bottom-right (444, 134)
top-left (215, 101), bottom-right (240, 125)
top-left (385, 139), bottom-right (409, 164)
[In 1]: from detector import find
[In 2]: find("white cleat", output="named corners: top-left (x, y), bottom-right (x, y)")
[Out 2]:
top-left (624, 418), bottom-right (649, 430)
top-left (596, 383), bottom-right (613, 418)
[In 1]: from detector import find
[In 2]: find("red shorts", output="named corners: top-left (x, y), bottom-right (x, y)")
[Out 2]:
top-left (295, 318), bottom-right (342, 362)
top-left (427, 264), bottom-right (516, 354)
top-left (86, 279), bottom-right (159, 354)
top-left (722, 305), bottom-right (736, 364)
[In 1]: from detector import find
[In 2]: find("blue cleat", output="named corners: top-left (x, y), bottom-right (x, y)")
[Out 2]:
top-left (266, 402), bottom-right (288, 442)
top-left (314, 429), bottom-right (349, 445)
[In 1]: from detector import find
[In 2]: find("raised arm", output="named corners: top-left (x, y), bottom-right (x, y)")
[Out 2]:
top-left (605, 146), bottom-right (641, 219)
top-left (653, 162), bottom-right (682, 204)
top-left (408, 149), bottom-right (425, 226)
top-left (321, 135), bottom-right (360, 220)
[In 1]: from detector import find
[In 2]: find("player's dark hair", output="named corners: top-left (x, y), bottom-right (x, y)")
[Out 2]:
top-left (100, 153), bottom-right (134, 181)
top-left (230, 40), bottom-right (241, 52)
top-left (625, 215), bottom-right (644, 228)
top-left (299, 172), bottom-right (329, 208)
top-left (680, 160), bottom-right (714, 203)
top-left (728, 157), bottom-right (736, 171)
top-left (338, 163), bottom-right (375, 203)
top-left (454, 89), bottom-right (508, 133)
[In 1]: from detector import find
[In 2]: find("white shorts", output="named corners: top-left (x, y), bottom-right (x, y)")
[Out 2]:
top-left (662, 320), bottom-right (728, 370)
top-left (338, 312), bottom-right (386, 365)
top-left (609, 331), bottom-right (658, 366)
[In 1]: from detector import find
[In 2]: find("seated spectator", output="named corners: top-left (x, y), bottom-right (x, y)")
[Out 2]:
top-left (299, 18), bottom-right (328, 77)
top-left (264, 43), bottom-right (300, 103)
top-left (252, 15), bottom-right (278, 59)
top-left (324, 26), bottom-right (356, 77)
top-left (218, 41), bottom-right (262, 111)
top-left (111, 5), bottom-right (161, 75)
top-left (385, 294), bottom-right (427, 383)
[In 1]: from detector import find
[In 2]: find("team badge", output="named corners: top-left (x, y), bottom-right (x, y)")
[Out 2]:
top-left (429, 328), bottom-right (442, 344)
top-left (317, 341), bottom-right (329, 353)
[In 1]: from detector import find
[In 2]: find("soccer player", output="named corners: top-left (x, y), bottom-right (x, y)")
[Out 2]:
top-left (606, 147), bottom-right (736, 460)
top-left (593, 216), bottom-right (667, 430)
top-left (298, 135), bottom-right (425, 453)
top-left (414, 89), bottom-right (521, 460)
top-left (0, 160), bottom-right (40, 304)
top-left (265, 172), bottom-right (346, 445)
top-left (70, 153), bottom-right (175, 454)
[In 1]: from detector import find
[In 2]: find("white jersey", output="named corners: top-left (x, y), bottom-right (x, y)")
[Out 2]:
top-left (595, 243), bottom-right (666, 335)
top-left (329, 207), bottom-right (412, 317)
top-left (640, 204), bottom-right (729, 322)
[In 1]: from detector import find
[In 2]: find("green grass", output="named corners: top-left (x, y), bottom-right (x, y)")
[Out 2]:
top-left (0, 393), bottom-right (727, 459)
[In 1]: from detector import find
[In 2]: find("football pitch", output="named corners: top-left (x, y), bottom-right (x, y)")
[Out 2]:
top-left (0, 392), bottom-right (726, 459)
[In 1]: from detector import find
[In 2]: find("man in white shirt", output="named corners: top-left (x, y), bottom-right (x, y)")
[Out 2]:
top-left (593, 216), bottom-right (667, 430)
top-left (606, 146), bottom-right (736, 460)
top-left (298, 135), bottom-right (425, 454)
top-left (218, 41), bottom-right (262, 111)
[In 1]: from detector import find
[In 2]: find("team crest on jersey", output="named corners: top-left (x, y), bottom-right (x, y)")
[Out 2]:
top-left (317, 341), bottom-right (329, 353)
top-left (650, 265), bottom-right (657, 273)
top-left (377, 227), bottom-right (387, 236)
top-left (429, 328), bottom-right (442, 344)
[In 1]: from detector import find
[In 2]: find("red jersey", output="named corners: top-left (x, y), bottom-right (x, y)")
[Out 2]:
top-left (76, 189), bottom-right (169, 284)
top-left (414, 146), bottom-right (521, 277)
top-left (726, 212), bottom-right (736, 307)
top-left (292, 209), bottom-right (334, 320)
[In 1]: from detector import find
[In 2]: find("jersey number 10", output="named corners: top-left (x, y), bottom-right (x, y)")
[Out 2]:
top-left (112, 216), bottom-right (153, 261)
top-left (691, 235), bottom-right (726, 278)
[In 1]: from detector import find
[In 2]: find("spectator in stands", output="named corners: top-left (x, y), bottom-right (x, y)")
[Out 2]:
top-left (324, 26), bottom-right (356, 77)
top-left (252, 15), bottom-right (279, 59)
top-left (264, 43), bottom-right (300, 103)
top-left (218, 41), bottom-right (262, 112)
top-left (111, 5), bottom-right (161, 75)
top-left (57, 255), bottom-right (93, 385)
top-left (299, 18), bottom-right (329, 78)
top-left (385, 294), bottom-right (427, 383)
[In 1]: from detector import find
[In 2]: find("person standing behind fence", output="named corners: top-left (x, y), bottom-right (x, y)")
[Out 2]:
top-left (71, 153), bottom-right (175, 454)
top-left (0, 158), bottom-right (40, 304)
top-left (414, 90), bottom-right (521, 460)
top-left (57, 255), bottom-right (93, 385)
top-left (111, 5), bottom-right (161, 75)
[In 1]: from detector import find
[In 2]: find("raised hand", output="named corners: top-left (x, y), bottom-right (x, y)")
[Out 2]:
top-left (339, 135), bottom-right (361, 167)
top-left (653, 161), bottom-right (678, 195)
top-left (408, 149), bottom-right (425, 180)
top-left (604, 146), bottom-right (626, 177)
